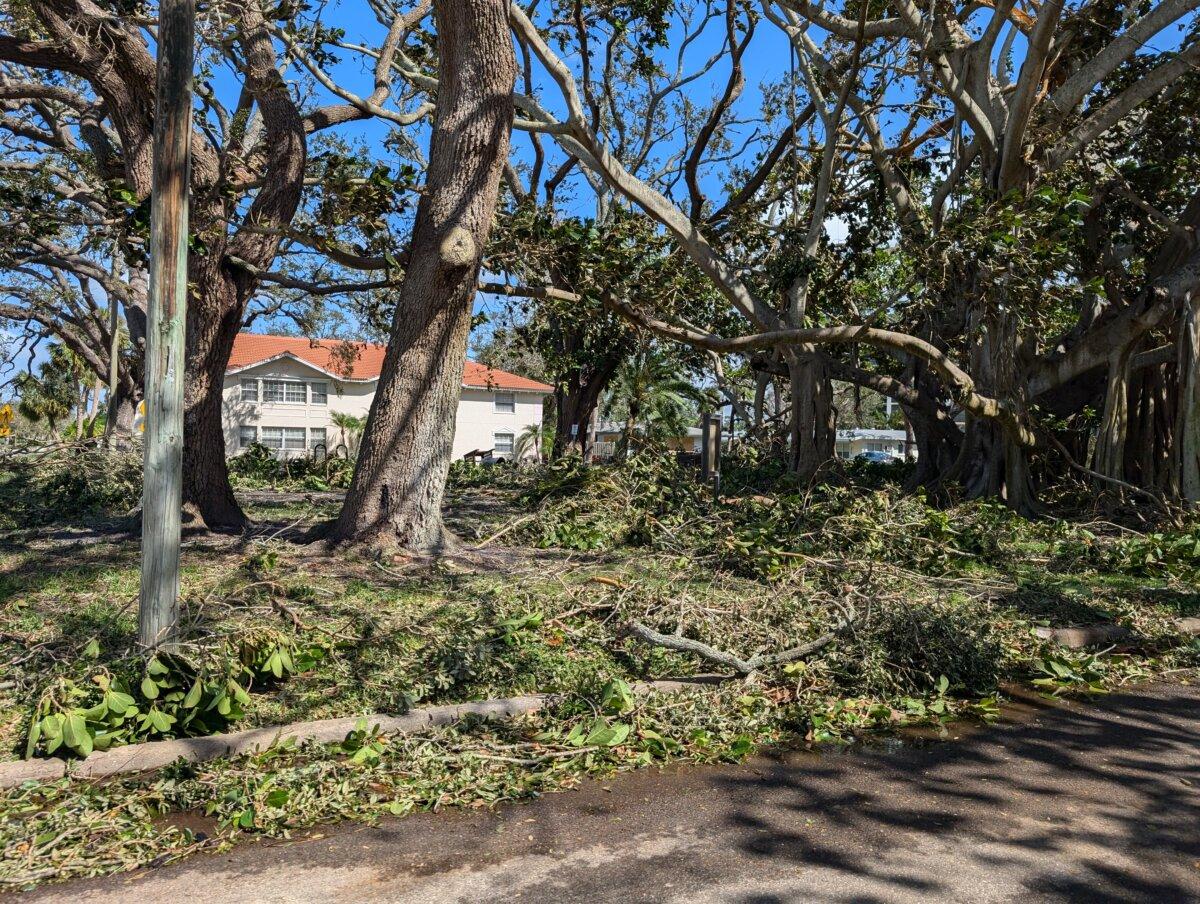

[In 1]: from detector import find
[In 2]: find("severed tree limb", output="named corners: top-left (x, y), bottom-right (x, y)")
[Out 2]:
top-left (626, 606), bottom-right (856, 676)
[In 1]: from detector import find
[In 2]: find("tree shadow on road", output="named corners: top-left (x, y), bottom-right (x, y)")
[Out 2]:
top-left (712, 686), bottom-right (1200, 902)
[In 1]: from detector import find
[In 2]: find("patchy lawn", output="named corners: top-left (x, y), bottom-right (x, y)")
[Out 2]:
top-left (1, 455), bottom-right (1198, 890)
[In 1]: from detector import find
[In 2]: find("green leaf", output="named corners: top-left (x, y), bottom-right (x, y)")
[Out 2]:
top-left (727, 735), bottom-right (755, 759)
top-left (183, 679), bottom-right (203, 709)
top-left (73, 729), bottom-right (94, 757)
top-left (229, 681), bottom-right (251, 705)
top-left (146, 657), bottom-right (170, 676)
top-left (264, 789), bottom-right (289, 808)
top-left (564, 722), bottom-right (586, 747)
top-left (140, 676), bottom-right (160, 700)
top-left (80, 701), bottom-right (109, 722)
top-left (24, 716), bottom-right (41, 760)
top-left (81, 638), bottom-right (100, 658)
top-left (106, 691), bottom-right (135, 716)
top-left (600, 678), bottom-right (634, 715)
top-left (147, 708), bottom-right (175, 733)
top-left (62, 713), bottom-right (89, 752)
top-left (583, 718), bottom-right (630, 747)
top-left (40, 713), bottom-right (63, 741)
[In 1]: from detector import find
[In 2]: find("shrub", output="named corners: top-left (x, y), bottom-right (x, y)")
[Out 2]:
top-left (227, 444), bottom-right (355, 491)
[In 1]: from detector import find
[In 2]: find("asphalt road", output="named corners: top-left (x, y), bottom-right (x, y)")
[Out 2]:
top-left (31, 683), bottom-right (1200, 903)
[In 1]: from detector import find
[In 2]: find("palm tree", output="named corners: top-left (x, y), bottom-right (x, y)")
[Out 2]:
top-left (606, 348), bottom-right (701, 460)
top-left (330, 411), bottom-right (365, 455)
top-left (514, 422), bottom-right (543, 463)
top-left (15, 345), bottom-right (78, 438)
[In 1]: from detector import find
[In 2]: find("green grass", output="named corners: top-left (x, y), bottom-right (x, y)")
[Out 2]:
top-left (1, 468), bottom-right (1198, 891)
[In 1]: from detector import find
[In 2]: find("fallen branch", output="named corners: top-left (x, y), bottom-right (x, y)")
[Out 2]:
top-left (474, 514), bottom-right (538, 549)
top-left (626, 605), bottom-right (856, 676)
top-left (1043, 430), bottom-right (1174, 517)
top-left (588, 575), bottom-right (627, 590)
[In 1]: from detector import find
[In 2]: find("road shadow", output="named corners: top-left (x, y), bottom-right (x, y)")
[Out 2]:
top-left (710, 685), bottom-right (1200, 902)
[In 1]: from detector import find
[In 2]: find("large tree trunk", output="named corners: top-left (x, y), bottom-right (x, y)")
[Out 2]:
top-left (786, 352), bottom-right (835, 481)
top-left (553, 380), bottom-right (598, 459)
top-left (551, 350), bottom-right (624, 460)
top-left (331, 0), bottom-right (516, 552)
top-left (959, 305), bottom-right (1039, 516)
top-left (898, 360), bottom-right (962, 493)
top-left (1092, 342), bottom-right (1137, 487)
top-left (1174, 294), bottom-right (1200, 502)
top-left (181, 263), bottom-right (247, 531)
top-left (1125, 362), bottom-right (1174, 493)
top-left (107, 381), bottom-right (139, 447)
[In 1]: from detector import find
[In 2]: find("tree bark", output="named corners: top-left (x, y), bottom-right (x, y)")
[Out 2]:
top-left (107, 381), bottom-right (138, 445)
top-left (331, 0), bottom-right (516, 552)
top-left (181, 264), bottom-right (247, 530)
top-left (1092, 342), bottom-right (1136, 487)
top-left (551, 348), bottom-right (624, 460)
top-left (1125, 362), bottom-right (1174, 493)
top-left (958, 301), bottom-right (1039, 516)
top-left (786, 352), bottom-right (835, 481)
top-left (1174, 294), bottom-right (1200, 502)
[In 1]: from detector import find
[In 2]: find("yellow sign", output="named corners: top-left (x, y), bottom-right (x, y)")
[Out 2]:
top-left (0, 404), bottom-right (12, 437)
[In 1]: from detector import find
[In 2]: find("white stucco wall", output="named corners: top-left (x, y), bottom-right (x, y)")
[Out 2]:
top-left (222, 356), bottom-right (545, 460)
top-left (450, 387), bottom-right (545, 459)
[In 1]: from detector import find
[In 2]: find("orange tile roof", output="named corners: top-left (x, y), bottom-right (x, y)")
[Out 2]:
top-left (228, 333), bottom-right (553, 392)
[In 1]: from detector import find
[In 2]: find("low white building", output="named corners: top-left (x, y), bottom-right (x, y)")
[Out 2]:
top-left (834, 428), bottom-right (913, 460)
top-left (222, 333), bottom-right (551, 459)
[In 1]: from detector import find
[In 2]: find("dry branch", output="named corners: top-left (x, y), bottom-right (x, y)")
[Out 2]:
top-left (626, 604), bottom-right (856, 676)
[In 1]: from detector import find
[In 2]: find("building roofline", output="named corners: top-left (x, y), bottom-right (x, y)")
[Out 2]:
top-left (228, 348), bottom-right (552, 392)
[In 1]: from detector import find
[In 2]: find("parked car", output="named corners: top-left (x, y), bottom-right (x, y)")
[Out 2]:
top-left (856, 450), bottom-right (900, 464)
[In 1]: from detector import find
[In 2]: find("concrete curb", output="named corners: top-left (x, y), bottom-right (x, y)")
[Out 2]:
top-left (0, 680), bottom-right (719, 790)
top-left (6, 612), bottom-right (1197, 787)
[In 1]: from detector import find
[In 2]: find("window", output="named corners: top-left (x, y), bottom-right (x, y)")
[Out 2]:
top-left (259, 427), bottom-right (306, 452)
top-left (493, 391), bottom-right (515, 413)
top-left (238, 426), bottom-right (257, 448)
top-left (309, 428), bottom-right (327, 451)
top-left (263, 380), bottom-right (306, 404)
top-left (240, 379), bottom-right (259, 402)
top-left (309, 382), bottom-right (328, 405)
top-left (493, 432), bottom-right (514, 454)
top-left (282, 428), bottom-right (306, 451)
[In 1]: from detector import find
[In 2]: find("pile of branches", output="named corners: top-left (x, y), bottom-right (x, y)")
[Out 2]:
top-left (0, 443), bottom-right (141, 531)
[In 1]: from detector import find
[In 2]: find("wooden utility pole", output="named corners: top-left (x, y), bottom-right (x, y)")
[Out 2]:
top-left (139, 0), bottom-right (194, 650)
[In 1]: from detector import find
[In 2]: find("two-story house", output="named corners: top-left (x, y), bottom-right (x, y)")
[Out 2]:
top-left (222, 333), bottom-right (552, 459)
